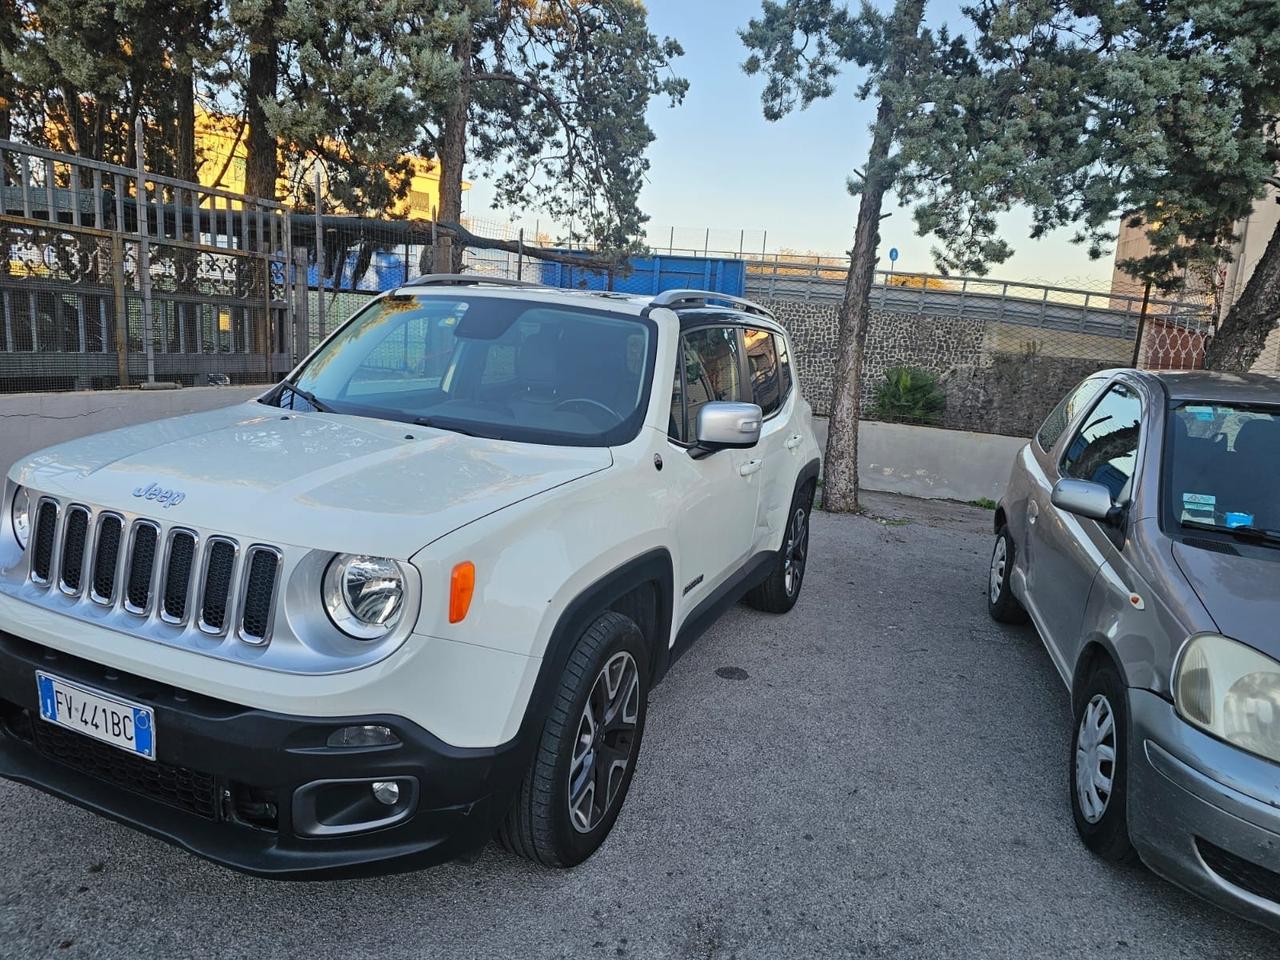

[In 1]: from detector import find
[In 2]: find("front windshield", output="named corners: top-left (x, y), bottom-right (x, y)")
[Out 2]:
top-left (273, 294), bottom-right (656, 446)
top-left (1166, 401), bottom-right (1280, 535)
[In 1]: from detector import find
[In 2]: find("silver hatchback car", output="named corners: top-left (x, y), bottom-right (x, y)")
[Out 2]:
top-left (989, 369), bottom-right (1280, 929)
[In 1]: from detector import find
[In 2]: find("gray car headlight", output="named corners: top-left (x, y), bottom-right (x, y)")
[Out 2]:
top-left (323, 554), bottom-right (405, 640)
top-left (1174, 634), bottom-right (1280, 763)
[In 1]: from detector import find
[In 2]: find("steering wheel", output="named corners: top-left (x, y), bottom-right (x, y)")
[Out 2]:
top-left (553, 397), bottom-right (620, 423)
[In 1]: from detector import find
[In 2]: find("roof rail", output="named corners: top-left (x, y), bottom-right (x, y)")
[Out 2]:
top-left (647, 289), bottom-right (775, 320)
top-left (402, 273), bottom-right (546, 289)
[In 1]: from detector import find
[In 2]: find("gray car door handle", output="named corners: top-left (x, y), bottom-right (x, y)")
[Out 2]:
top-left (739, 458), bottom-right (764, 477)
top-left (1028, 500), bottom-right (1040, 525)
top-left (784, 434), bottom-right (803, 450)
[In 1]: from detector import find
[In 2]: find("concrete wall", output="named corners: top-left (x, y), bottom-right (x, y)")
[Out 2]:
top-left (0, 385), bottom-right (262, 474)
top-left (813, 417), bottom-right (1026, 503)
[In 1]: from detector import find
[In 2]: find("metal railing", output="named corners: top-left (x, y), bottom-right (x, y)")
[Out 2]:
top-left (744, 261), bottom-right (1213, 336)
top-left (0, 132), bottom-right (294, 391)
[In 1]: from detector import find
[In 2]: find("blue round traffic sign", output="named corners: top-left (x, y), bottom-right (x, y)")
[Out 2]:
top-left (888, 247), bottom-right (899, 262)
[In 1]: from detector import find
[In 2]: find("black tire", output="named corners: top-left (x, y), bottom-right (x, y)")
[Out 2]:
top-left (987, 526), bottom-right (1029, 624)
top-left (1070, 660), bottom-right (1138, 863)
top-left (497, 611), bottom-right (648, 867)
top-left (746, 481), bottom-right (814, 614)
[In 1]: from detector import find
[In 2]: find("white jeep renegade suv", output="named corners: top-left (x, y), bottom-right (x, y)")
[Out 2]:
top-left (0, 277), bottom-right (821, 876)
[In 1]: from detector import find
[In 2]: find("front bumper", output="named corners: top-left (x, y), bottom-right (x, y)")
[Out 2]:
top-left (0, 631), bottom-right (527, 878)
top-left (1128, 688), bottom-right (1280, 930)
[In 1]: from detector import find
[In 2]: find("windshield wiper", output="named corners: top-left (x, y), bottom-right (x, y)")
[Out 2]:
top-left (276, 380), bottom-right (333, 413)
top-left (413, 416), bottom-right (483, 438)
top-left (1181, 518), bottom-right (1280, 547)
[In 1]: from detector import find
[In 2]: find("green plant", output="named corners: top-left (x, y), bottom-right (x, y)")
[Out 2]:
top-left (869, 366), bottom-right (946, 425)
top-left (970, 497), bottom-right (998, 510)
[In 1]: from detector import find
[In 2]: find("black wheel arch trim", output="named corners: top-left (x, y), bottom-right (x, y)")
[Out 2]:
top-left (516, 549), bottom-right (674, 751)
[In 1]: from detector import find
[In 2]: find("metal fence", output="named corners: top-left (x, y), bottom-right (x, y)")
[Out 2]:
top-left (0, 135), bottom-right (294, 392)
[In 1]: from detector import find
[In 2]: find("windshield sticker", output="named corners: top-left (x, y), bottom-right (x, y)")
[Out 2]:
top-left (1225, 512), bottom-right (1255, 529)
top-left (1184, 405), bottom-right (1216, 421)
top-left (1181, 492), bottom-right (1216, 524)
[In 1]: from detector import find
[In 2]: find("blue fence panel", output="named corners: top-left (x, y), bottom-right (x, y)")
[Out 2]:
top-left (544, 254), bottom-right (745, 297)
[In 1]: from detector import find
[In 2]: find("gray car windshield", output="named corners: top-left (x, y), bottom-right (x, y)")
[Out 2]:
top-left (270, 294), bottom-right (656, 446)
top-left (1167, 401), bottom-right (1280, 536)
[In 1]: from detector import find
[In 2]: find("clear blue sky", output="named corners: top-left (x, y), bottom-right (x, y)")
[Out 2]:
top-left (468, 0), bottom-right (1116, 288)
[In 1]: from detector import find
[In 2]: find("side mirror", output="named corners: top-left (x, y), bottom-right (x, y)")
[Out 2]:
top-left (693, 402), bottom-right (762, 456)
top-left (1051, 478), bottom-right (1125, 526)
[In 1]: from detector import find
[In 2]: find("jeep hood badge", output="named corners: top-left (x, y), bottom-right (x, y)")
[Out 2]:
top-left (133, 481), bottom-right (186, 508)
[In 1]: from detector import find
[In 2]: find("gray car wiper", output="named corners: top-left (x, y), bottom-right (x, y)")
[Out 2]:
top-left (413, 416), bottom-right (484, 438)
top-left (1180, 518), bottom-right (1280, 547)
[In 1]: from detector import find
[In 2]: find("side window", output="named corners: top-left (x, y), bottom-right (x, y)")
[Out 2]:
top-left (744, 327), bottom-right (782, 416)
top-left (1037, 375), bottom-right (1107, 452)
top-left (776, 333), bottom-right (793, 398)
top-left (681, 326), bottom-right (743, 440)
top-left (1061, 384), bottom-right (1142, 502)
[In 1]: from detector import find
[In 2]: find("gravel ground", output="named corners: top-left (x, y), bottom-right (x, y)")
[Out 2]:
top-left (0, 492), bottom-right (1273, 960)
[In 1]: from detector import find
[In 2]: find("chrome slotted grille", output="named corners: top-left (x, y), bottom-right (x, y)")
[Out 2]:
top-left (90, 514), bottom-right (123, 604)
top-left (58, 506), bottom-right (90, 595)
top-left (21, 498), bottom-right (281, 645)
top-left (124, 521), bottom-right (160, 614)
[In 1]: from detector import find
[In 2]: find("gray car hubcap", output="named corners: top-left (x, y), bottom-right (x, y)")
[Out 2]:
top-left (989, 536), bottom-right (1007, 604)
top-left (1075, 693), bottom-right (1117, 824)
top-left (784, 506), bottom-right (809, 597)
top-left (568, 651), bottom-right (641, 834)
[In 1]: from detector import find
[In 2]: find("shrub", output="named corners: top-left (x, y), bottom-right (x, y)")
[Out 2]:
top-left (869, 366), bottom-right (946, 425)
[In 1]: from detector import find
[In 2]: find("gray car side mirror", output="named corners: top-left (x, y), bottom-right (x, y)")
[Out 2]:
top-left (693, 402), bottom-right (762, 457)
top-left (1051, 478), bottom-right (1125, 527)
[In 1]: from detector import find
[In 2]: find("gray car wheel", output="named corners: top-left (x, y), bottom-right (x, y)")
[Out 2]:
top-left (1070, 659), bottom-right (1137, 863)
top-left (987, 526), bottom-right (1029, 624)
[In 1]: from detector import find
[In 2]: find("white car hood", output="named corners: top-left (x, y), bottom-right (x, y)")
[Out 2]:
top-left (10, 402), bottom-right (611, 558)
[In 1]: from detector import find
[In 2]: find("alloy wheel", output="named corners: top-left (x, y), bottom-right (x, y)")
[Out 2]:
top-left (784, 506), bottom-right (809, 597)
top-left (1075, 693), bottom-right (1117, 824)
top-left (989, 536), bottom-right (1007, 604)
top-left (568, 651), bottom-right (641, 834)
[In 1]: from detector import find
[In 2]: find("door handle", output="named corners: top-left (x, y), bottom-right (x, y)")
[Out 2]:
top-left (1028, 500), bottom-right (1040, 525)
top-left (739, 458), bottom-right (764, 477)
top-left (784, 434), bottom-right (803, 450)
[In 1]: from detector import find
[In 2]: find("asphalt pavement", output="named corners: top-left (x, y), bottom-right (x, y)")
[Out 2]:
top-left (0, 492), bottom-right (1273, 959)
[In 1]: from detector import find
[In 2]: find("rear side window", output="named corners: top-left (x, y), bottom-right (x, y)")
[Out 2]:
top-left (1037, 375), bottom-right (1108, 452)
top-left (776, 333), bottom-right (793, 397)
top-left (744, 328), bottom-right (782, 416)
top-left (1061, 383), bottom-right (1143, 501)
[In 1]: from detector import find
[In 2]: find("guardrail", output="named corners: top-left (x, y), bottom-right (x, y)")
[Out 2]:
top-left (744, 261), bottom-right (1212, 337)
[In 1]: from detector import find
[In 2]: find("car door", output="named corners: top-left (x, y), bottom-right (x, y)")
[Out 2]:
top-left (665, 324), bottom-right (760, 614)
top-left (742, 326), bottom-right (794, 551)
top-left (1026, 381), bottom-right (1143, 675)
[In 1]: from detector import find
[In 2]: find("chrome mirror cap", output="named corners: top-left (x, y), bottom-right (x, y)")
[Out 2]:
top-left (695, 402), bottom-right (763, 454)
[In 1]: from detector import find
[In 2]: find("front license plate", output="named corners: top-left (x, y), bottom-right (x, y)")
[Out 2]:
top-left (35, 671), bottom-right (156, 761)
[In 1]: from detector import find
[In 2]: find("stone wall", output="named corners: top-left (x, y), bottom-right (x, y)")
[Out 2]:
top-left (760, 298), bottom-right (985, 416)
top-left (940, 352), bottom-right (1112, 439)
top-left (762, 295), bottom-right (1117, 437)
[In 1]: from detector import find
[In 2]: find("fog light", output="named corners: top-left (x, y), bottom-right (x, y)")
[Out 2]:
top-left (327, 724), bottom-right (399, 748)
top-left (371, 781), bottom-right (400, 806)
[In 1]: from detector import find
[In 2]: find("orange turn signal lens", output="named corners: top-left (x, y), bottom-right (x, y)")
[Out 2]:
top-left (449, 561), bottom-right (475, 623)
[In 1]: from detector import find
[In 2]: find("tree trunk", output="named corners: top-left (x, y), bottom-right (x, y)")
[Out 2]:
top-left (1206, 218), bottom-right (1280, 372)
top-left (823, 107), bottom-right (895, 514)
top-left (244, 2), bottom-right (281, 201)
top-left (175, 64), bottom-right (196, 183)
top-left (434, 21), bottom-right (472, 274)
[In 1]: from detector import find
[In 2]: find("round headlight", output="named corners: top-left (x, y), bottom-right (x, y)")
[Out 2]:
top-left (323, 554), bottom-right (404, 639)
top-left (1175, 633), bottom-right (1280, 763)
top-left (11, 486), bottom-right (30, 549)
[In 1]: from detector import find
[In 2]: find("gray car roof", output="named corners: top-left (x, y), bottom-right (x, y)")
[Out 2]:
top-left (1139, 370), bottom-right (1280, 404)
